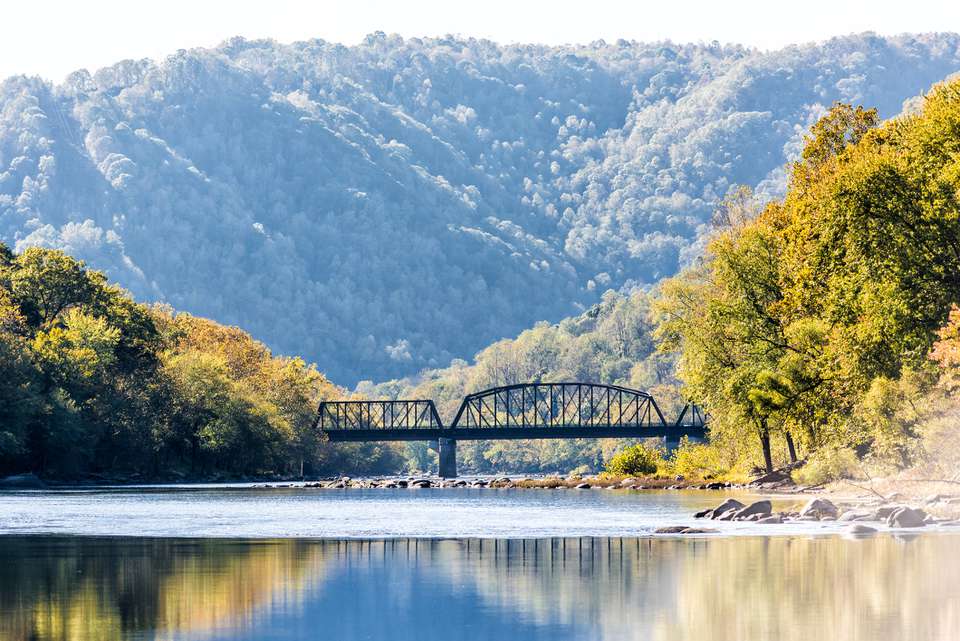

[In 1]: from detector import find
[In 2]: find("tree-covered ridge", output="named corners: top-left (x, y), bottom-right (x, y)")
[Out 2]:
top-left (656, 76), bottom-right (960, 476)
top-left (2, 33), bottom-right (960, 383)
top-left (0, 244), bottom-right (405, 480)
top-left (361, 290), bottom-right (679, 473)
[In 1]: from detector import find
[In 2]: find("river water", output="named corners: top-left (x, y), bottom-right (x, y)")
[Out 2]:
top-left (1, 486), bottom-right (958, 640)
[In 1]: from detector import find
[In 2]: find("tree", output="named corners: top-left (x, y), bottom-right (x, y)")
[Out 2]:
top-left (10, 248), bottom-right (99, 328)
top-left (655, 218), bottom-right (799, 473)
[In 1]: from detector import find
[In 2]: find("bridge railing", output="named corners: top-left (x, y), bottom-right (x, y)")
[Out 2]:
top-left (315, 399), bottom-right (444, 431)
top-left (449, 382), bottom-right (668, 430)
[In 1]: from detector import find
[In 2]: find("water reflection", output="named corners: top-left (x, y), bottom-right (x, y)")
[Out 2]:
top-left (1, 534), bottom-right (958, 641)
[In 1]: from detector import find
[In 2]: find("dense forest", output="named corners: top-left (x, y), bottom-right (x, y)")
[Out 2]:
top-left (3, 33), bottom-right (960, 383)
top-left (0, 245), bottom-right (406, 480)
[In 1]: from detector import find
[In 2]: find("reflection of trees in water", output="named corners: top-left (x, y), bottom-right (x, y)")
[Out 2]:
top-left (413, 536), bottom-right (960, 641)
top-left (655, 535), bottom-right (960, 641)
top-left (3, 535), bottom-right (959, 641)
top-left (0, 538), bottom-right (330, 641)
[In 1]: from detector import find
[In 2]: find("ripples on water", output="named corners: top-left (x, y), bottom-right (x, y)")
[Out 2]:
top-left (1, 487), bottom-right (958, 640)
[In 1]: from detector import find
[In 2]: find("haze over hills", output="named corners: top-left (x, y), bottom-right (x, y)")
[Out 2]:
top-left (1, 32), bottom-right (959, 383)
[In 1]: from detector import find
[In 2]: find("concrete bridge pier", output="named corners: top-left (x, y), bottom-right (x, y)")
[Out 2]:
top-left (438, 437), bottom-right (458, 478)
top-left (664, 435), bottom-right (683, 454)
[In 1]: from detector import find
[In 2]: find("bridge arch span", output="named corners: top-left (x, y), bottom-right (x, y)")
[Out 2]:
top-left (450, 382), bottom-right (668, 430)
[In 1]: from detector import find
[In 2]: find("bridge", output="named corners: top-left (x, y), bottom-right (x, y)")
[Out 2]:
top-left (314, 382), bottom-right (707, 478)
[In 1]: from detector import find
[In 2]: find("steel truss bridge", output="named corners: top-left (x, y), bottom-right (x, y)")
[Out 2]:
top-left (314, 383), bottom-right (707, 477)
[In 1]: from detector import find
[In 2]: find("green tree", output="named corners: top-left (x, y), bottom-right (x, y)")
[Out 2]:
top-left (10, 248), bottom-right (100, 328)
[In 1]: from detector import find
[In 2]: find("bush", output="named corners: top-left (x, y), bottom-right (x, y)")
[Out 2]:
top-left (670, 439), bottom-right (722, 479)
top-left (606, 443), bottom-right (664, 477)
top-left (791, 446), bottom-right (861, 486)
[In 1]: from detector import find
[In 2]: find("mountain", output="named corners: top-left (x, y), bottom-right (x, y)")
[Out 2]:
top-left (2, 32), bottom-right (959, 383)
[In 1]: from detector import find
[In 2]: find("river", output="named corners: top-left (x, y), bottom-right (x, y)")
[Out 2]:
top-left (1, 485), bottom-right (958, 640)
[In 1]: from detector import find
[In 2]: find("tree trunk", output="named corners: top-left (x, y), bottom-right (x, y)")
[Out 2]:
top-left (785, 432), bottom-right (798, 463)
top-left (759, 421), bottom-right (773, 474)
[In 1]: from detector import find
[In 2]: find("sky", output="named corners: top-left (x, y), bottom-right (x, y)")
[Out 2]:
top-left (2, 0), bottom-right (959, 81)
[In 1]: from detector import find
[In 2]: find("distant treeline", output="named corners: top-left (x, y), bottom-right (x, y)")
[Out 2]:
top-left (0, 245), bottom-right (403, 480)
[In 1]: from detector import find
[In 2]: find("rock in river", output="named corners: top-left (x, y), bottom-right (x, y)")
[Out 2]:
top-left (847, 523), bottom-right (877, 535)
top-left (847, 524), bottom-right (878, 535)
top-left (698, 498), bottom-right (745, 519)
top-left (838, 511), bottom-right (873, 522)
top-left (655, 526), bottom-right (719, 534)
top-left (732, 500), bottom-right (772, 520)
top-left (799, 498), bottom-right (838, 519)
top-left (887, 506), bottom-right (927, 528)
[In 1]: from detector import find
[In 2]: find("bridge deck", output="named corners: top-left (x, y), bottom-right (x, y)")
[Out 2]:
top-left (324, 424), bottom-right (707, 442)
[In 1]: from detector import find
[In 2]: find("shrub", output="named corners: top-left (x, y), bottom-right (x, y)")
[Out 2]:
top-left (670, 439), bottom-right (722, 480)
top-left (606, 443), bottom-right (664, 477)
top-left (791, 446), bottom-right (861, 486)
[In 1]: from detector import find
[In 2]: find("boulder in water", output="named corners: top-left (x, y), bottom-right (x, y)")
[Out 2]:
top-left (704, 498), bottom-right (744, 519)
top-left (887, 506), bottom-right (927, 528)
top-left (846, 523), bottom-right (878, 535)
top-left (799, 498), bottom-right (838, 519)
top-left (733, 500), bottom-right (773, 520)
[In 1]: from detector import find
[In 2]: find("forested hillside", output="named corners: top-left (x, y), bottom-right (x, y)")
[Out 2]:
top-left (0, 245), bottom-right (404, 480)
top-left (2, 33), bottom-right (960, 382)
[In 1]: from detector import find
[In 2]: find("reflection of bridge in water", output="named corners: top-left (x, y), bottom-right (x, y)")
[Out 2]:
top-left (314, 383), bottom-right (707, 477)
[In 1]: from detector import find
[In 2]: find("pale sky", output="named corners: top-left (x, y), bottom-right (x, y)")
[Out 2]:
top-left (2, 0), bottom-right (959, 81)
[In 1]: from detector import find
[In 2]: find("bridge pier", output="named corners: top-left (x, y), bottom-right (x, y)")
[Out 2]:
top-left (438, 437), bottom-right (458, 478)
top-left (664, 435), bottom-right (683, 454)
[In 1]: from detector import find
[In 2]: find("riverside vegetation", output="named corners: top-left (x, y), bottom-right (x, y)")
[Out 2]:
top-left (2, 76), bottom-right (960, 489)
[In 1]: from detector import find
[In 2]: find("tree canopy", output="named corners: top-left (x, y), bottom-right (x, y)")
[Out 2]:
top-left (656, 77), bottom-right (960, 473)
